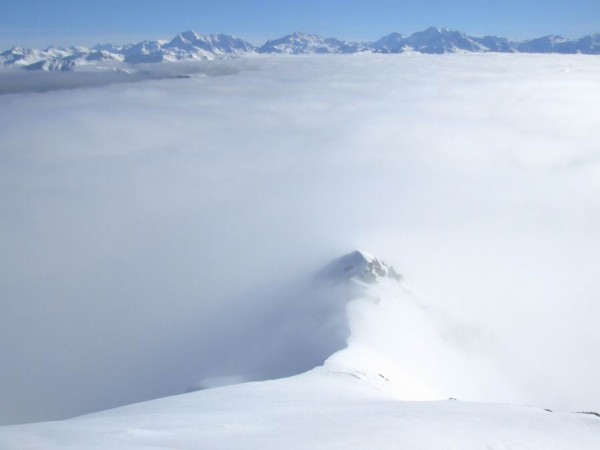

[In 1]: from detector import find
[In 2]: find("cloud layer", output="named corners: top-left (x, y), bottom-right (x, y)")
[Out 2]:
top-left (1, 53), bottom-right (600, 424)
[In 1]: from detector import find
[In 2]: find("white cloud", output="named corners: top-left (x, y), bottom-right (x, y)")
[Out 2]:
top-left (1, 53), bottom-right (600, 424)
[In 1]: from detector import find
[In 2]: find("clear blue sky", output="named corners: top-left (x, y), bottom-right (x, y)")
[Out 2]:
top-left (1, 0), bottom-right (599, 48)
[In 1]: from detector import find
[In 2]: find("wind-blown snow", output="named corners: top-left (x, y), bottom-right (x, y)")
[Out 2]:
top-left (3, 369), bottom-right (600, 450)
top-left (1, 54), bottom-right (600, 425)
top-left (2, 255), bottom-right (600, 449)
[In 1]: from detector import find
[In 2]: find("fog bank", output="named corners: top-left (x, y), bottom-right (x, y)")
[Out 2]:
top-left (1, 53), bottom-right (600, 424)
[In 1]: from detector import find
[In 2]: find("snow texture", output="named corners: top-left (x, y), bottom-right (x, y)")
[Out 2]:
top-left (1, 252), bottom-right (599, 449)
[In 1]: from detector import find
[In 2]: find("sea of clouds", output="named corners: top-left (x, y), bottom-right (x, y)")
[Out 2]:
top-left (1, 53), bottom-right (600, 425)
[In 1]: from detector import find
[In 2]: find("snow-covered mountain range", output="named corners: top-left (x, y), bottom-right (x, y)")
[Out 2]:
top-left (257, 32), bottom-right (368, 54)
top-left (0, 31), bottom-right (255, 71)
top-left (1, 250), bottom-right (599, 449)
top-left (3, 27), bottom-right (600, 71)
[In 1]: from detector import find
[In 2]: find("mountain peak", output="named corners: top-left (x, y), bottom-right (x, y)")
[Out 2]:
top-left (180, 30), bottom-right (202, 42)
top-left (165, 30), bottom-right (203, 49)
top-left (319, 250), bottom-right (402, 283)
top-left (289, 31), bottom-right (313, 38)
top-left (6, 27), bottom-right (600, 73)
top-left (1, 46), bottom-right (25, 57)
top-left (257, 31), bottom-right (355, 54)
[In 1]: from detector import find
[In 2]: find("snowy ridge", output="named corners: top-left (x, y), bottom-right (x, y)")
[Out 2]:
top-left (374, 27), bottom-right (487, 54)
top-left (183, 250), bottom-right (408, 391)
top-left (318, 250), bottom-right (470, 400)
top-left (1, 250), bottom-right (600, 449)
top-left (257, 32), bottom-right (366, 54)
top-left (3, 27), bottom-right (600, 72)
top-left (318, 250), bottom-right (403, 283)
top-left (0, 31), bottom-right (256, 71)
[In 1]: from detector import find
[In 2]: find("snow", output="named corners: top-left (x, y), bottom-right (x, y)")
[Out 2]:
top-left (2, 251), bottom-right (600, 448)
top-left (3, 27), bottom-right (600, 72)
top-left (318, 250), bottom-right (402, 283)
top-left (2, 366), bottom-right (599, 449)
top-left (0, 31), bottom-right (257, 71)
top-left (257, 32), bottom-right (363, 54)
top-left (2, 51), bottom-right (600, 443)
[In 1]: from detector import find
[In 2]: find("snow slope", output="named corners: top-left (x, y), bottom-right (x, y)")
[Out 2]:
top-left (2, 368), bottom-right (600, 450)
top-left (1, 251), bottom-right (599, 449)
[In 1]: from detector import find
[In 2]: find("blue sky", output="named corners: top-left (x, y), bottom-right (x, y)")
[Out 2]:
top-left (1, 0), bottom-right (600, 48)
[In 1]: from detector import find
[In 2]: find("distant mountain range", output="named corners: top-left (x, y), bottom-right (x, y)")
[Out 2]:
top-left (2, 27), bottom-right (600, 71)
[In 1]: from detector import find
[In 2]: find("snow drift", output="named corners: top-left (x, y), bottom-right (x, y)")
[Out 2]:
top-left (1, 251), bottom-right (599, 449)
